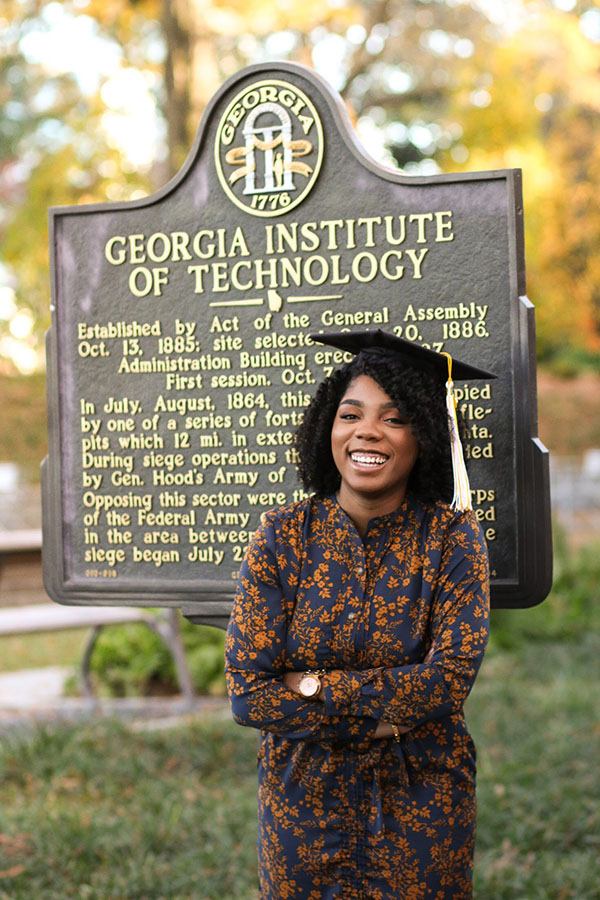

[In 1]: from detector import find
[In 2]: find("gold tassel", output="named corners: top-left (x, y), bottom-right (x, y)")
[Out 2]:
top-left (441, 352), bottom-right (472, 512)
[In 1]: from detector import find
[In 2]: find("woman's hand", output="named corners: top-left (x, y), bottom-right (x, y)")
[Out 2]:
top-left (374, 721), bottom-right (412, 739)
top-left (424, 642), bottom-right (436, 664)
top-left (282, 671), bottom-right (305, 694)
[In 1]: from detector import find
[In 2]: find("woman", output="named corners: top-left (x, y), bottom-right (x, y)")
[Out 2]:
top-left (225, 329), bottom-right (491, 900)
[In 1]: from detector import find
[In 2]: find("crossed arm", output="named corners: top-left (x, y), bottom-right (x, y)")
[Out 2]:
top-left (225, 513), bottom-right (490, 746)
top-left (280, 670), bottom-right (423, 738)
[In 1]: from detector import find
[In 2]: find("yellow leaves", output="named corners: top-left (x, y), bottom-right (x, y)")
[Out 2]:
top-left (220, 0), bottom-right (362, 34)
top-left (442, 4), bottom-right (600, 355)
top-left (82, 0), bottom-right (161, 34)
top-left (154, 0), bottom-right (364, 40)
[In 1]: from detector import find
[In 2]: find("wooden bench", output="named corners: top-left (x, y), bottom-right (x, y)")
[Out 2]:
top-left (0, 531), bottom-right (194, 702)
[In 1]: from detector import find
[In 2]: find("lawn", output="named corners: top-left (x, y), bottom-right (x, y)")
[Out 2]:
top-left (1, 512), bottom-right (598, 899)
top-left (0, 629), bottom-right (88, 674)
top-left (1, 621), bottom-right (598, 900)
top-left (0, 712), bottom-right (259, 900)
top-left (470, 634), bottom-right (600, 899)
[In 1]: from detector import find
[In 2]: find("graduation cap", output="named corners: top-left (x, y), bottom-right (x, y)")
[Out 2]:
top-left (309, 329), bottom-right (496, 381)
top-left (309, 329), bottom-right (496, 512)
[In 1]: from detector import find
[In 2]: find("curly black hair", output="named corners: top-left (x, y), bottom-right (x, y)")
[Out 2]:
top-left (295, 353), bottom-right (457, 505)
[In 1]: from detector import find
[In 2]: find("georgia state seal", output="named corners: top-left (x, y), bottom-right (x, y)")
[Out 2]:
top-left (214, 79), bottom-right (324, 218)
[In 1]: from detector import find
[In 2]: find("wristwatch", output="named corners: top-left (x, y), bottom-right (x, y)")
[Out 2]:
top-left (297, 670), bottom-right (325, 699)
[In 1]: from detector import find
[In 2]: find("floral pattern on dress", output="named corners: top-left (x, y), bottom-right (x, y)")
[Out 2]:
top-left (225, 494), bottom-right (490, 900)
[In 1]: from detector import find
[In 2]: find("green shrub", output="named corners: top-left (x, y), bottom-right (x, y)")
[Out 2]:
top-left (540, 344), bottom-right (600, 378)
top-left (181, 620), bottom-right (227, 695)
top-left (489, 525), bottom-right (600, 651)
top-left (88, 616), bottom-right (226, 697)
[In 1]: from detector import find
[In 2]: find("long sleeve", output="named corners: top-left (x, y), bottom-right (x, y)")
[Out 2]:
top-left (225, 506), bottom-right (378, 743)
top-left (320, 511), bottom-right (490, 728)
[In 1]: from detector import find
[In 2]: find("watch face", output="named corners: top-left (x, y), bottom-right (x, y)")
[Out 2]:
top-left (299, 674), bottom-right (320, 698)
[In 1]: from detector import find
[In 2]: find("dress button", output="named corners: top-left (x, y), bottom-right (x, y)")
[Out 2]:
top-left (356, 565), bottom-right (365, 576)
top-left (348, 612), bottom-right (356, 620)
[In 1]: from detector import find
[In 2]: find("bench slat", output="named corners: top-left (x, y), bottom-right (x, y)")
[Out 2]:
top-left (0, 603), bottom-right (149, 636)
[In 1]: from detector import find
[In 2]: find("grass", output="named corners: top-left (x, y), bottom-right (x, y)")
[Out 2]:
top-left (469, 635), bottom-right (600, 899)
top-left (0, 629), bottom-right (87, 673)
top-left (0, 714), bottom-right (260, 900)
top-left (0, 625), bottom-right (598, 899)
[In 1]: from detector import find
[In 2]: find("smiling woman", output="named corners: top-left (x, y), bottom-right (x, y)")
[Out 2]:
top-left (297, 332), bottom-right (472, 509)
top-left (225, 329), bottom-right (493, 900)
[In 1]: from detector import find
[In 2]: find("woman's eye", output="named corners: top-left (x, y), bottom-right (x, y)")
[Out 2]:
top-left (339, 412), bottom-right (359, 420)
top-left (385, 416), bottom-right (408, 425)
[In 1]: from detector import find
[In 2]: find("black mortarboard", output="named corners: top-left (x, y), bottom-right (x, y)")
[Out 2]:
top-left (309, 329), bottom-right (496, 381)
top-left (309, 328), bottom-right (496, 512)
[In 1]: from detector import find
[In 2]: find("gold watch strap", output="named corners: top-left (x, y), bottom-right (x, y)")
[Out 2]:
top-left (390, 723), bottom-right (402, 743)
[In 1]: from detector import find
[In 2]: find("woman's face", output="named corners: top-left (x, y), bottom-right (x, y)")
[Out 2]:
top-left (331, 374), bottom-right (419, 508)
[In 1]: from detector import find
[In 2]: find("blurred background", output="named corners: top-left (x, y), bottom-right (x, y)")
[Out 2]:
top-left (0, 4), bottom-right (599, 896)
top-left (1, 0), bottom-right (600, 532)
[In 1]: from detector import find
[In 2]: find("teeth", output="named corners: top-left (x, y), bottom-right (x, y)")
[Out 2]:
top-left (351, 453), bottom-right (387, 466)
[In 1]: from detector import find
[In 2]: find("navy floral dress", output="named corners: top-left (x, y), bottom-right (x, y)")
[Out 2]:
top-left (225, 494), bottom-right (490, 900)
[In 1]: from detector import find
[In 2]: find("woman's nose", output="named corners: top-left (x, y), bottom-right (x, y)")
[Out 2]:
top-left (356, 417), bottom-right (382, 440)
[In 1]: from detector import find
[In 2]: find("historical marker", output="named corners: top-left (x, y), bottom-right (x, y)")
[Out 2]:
top-left (42, 61), bottom-right (552, 624)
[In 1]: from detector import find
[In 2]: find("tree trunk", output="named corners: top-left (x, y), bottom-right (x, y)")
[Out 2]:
top-left (161, 0), bottom-right (222, 176)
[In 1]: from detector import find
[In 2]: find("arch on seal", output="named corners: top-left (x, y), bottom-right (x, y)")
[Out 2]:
top-left (242, 102), bottom-right (294, 194)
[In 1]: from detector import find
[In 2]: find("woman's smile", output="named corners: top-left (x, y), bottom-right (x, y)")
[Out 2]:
top-left (349, 450), bottom-right (389, 467)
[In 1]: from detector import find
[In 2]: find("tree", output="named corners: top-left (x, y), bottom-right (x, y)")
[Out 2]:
top-left (439, 4), bottom-right (600, 357)
top-left (154, 0), bottom-right (494, 175)
top-left (0, 0), bottom-right (159, 367)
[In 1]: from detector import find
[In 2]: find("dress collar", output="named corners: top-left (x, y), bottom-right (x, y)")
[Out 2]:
top-left (322, 493), bottom-right (412, 540)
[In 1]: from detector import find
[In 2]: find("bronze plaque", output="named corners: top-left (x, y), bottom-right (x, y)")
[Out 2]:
top-left (43, 62), bottom-right (552, 620)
